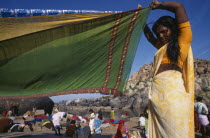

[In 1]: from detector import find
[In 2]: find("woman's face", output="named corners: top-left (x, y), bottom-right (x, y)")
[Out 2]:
top-left (155, 24), bottom-right (172, 45)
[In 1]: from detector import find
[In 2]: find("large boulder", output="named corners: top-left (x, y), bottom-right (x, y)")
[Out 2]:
top-left (66, 100), bottom-right (72, 106)
top-left (0, 97), bottom-right (54, 115)
top-left (124, 97), bottom-right (135, 109)
top-left (110, 97), bottom-right (123, 108)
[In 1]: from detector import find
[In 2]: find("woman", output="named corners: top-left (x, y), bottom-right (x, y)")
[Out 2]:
top-left (93, 113), bottom-right (102, 134)
top-left (114, 120), bottom-right (128, 138)
top-left (144, 1), bottom-right (194, 137)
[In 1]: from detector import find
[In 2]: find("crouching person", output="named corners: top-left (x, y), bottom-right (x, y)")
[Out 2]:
top-left (52, 110), bottom-right (67, 135)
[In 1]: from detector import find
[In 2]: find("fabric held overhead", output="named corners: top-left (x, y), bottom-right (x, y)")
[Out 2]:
top-left (0, 8), bottom-right (150, 99)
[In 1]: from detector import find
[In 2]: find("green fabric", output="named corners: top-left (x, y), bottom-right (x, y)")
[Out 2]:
top-left (0, 8), bottom-right (150, 99)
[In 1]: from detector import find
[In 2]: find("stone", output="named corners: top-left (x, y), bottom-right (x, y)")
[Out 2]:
top-left (195, 82), bottom-right (203, 95)
top-left (197, 67), bottom-right (205, 75)
top-left (124, 97), bottom-right (135, 109)
top-left (66, 100), bottom-right (72, 106)
top-left (0, 97), bottom-right (54, 115)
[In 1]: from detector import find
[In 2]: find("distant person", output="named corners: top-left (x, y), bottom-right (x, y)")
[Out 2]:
top-left (110, 107), bottom-right (115, 119)
top-left (1, 111), bottom-right (8, 117)
top-left (98, 109), bottom-right (103, 120)
top-left (125, 112), bottom-right (129, 117)
top-left (7, 110), bottom-right (12, 117)
top-left (194, 99), bottom-right (201, 133)
top-left (114, 120), bottom-right (128, 138)
top-left (66, 120), bottom-right (77, 137)
top-left (65, 118), bottom-right (71, 128)
top-left (52, 111), bottom-right (66, 135)
top-left (32, 106), bottom-right (36, 117)
top-left (139, 113), bottom-right (146, 136)
top-left (195, 96), bottom-right (209, 137)
top-left (13, 103), bottom-right (19, 116)
top-left (88, 109), bottom-right (95, 134)
top-left (93, 113), bottom-right (102, 134)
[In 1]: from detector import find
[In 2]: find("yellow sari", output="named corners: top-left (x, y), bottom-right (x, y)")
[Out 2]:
top-left (148, 45), bottom-right (194, 138)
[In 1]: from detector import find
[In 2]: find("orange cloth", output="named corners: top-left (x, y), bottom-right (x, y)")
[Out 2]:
top-left (161, 21), bottom-right (192, 68)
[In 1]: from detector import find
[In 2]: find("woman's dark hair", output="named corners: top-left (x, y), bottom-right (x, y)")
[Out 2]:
top-left (152, 16), bottom-right (180, 64)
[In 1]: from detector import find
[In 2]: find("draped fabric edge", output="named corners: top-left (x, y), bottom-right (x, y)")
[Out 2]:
top-left (0, 8), bottom-right (146, 100)
top-left (148, 45), bottom-right (195, 138)
top-left (0, 87), bottom-right (125, 100)
top-left (182, 46), bottom-right (195, 138)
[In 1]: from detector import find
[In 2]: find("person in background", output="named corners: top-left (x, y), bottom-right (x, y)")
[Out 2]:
top-left (1, 111), bottom-right (8, 117)
top-left (125, 112), bottom-right (129, 117)
top-left (98, 108), bottom-right (103, 120)
top-left (32, 106), bottom-right (36, 117)
top-left (114, 120), bottom-right (129, 138)
top-left (195, 96), bottom-right (209, 137)
top-left (88, 109), bottom-right (95, 134)
top-left (66, 120), bottom-right (77, 137)
top-left (13, 103), bottom-right (19, 116)
top-left (93, 113), bottom-right (102, 134)
top-left (139, 113), bottom-right (146, 136)
top-left (194, 98), bottom-right (201, 133)
top-left (8, 104), bottom-right (13, 117)
top-left (65, 118), bottom-right (71, 128)
top-left (52, 110), bottom-right (66, 135)
top-left (110, 107), bottom-right (115, 119)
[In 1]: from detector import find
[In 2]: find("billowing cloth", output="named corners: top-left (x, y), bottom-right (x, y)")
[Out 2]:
top-left (0, 8), bottom-right (151, 99)
top-left (0, 118), bottom-right (13, 132)
top-left (148, 45), bottom-right (194, 138)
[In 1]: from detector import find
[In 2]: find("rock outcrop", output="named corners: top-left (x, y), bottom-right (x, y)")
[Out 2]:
top-left (63, 58), bottom-right (210, 115)
top-left (0, 97), bottom-right (54, 115)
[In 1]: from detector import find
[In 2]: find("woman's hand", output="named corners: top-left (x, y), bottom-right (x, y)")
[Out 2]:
top-left (149, 0), bottom-right (162, 10)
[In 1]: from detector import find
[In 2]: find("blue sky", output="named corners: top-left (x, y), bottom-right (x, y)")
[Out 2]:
top-left (1, 0), bottom-right (210, 102)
